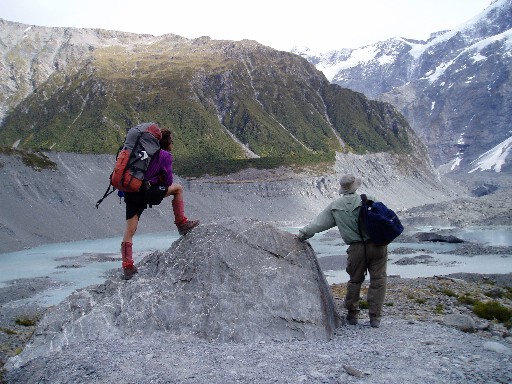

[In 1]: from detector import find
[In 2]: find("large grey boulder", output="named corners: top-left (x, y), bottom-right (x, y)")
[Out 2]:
top-left (8, 219), bottom-right (340, 369)
top-left (444, 314), bottom-right (476, 333)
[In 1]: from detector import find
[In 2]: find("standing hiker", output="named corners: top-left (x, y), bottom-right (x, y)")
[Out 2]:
top-left (298, 174), bottom-right (388, 327)
top-left (121, 128), bottom-right (199, 280)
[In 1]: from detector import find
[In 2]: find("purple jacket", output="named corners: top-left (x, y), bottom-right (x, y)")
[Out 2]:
top-left (145, 150), bottom-right (173, 186)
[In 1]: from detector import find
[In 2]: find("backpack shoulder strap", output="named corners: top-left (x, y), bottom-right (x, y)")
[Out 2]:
top-left (358, 193), bottom-right (369, 274)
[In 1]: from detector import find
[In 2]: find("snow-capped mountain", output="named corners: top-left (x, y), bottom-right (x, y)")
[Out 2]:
top-left (295, 0), bottom-right (512, 176)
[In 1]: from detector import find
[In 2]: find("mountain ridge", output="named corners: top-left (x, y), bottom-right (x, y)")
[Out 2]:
top-left (295, 0), bottom-right (512, 177)
top-left (1, 18), bottom-right (423, 177)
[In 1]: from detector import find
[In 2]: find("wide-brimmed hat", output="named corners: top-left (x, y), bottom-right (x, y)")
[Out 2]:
top-left (339, 174), bottom-right (362, 194)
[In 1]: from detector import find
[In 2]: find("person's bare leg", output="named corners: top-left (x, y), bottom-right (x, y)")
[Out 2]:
top-left (123, 215), bottom-right (139, 243)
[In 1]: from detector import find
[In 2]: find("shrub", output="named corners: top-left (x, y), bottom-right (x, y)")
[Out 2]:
top-left (0, 147), bottom-right (57, 171)
top-left (0, 327), bottom-right (17, 335)
top-left (440, 288), bottom-right (457, 297)
top-left (359, 300), bottom-right (369, 310)
top-left (504, 287), bottom-right (512, 300)
top-left (473, 301), bottom-right (512, 323)
top-left (458, 294), bottom-right (478, 305)
top-left (15, 316), bottom-right (39, 327)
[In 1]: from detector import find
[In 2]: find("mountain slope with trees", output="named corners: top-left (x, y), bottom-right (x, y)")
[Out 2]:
top-left (0, 20), bottom-right (421, 177)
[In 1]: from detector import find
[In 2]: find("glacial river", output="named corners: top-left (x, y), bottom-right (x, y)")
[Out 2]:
top-left (0, 226), bottom-right (510, 306)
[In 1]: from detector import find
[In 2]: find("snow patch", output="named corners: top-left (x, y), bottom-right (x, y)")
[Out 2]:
top-left (450, 156), bottom-right (462, 171)
top-left (316, 45), bottom-right (380, 81)
top-left (423, 59), bottom-right (455, 83)
top-left (469, 135), bottom-right (512, 173)
top-left (377, 54), bottom-right (394, 65)
top-left (471, 52), bottom-right (487, 63)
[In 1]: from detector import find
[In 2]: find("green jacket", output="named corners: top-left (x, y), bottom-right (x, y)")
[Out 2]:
top-left (299, 193), bottom-right (376, 244)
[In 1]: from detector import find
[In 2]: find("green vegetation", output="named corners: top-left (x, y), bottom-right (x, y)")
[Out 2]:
top-left (14, 315), bottom-right (39, 327)
top-left (458, 293), bottom-right (479, 305)
top-left (0, 39), bottom-right (416, 177)
top-left (473, 301), bottom-right (512, 324)
top-left (0, 148), bottom-right (57, 171)
top-left (359, 300), bottom-right (369, 310)
top-left (505, 287), bottom-right (512, 300)
top-left (439, 288), bottom-right (457, 297)
top-left (457, 291), bottom-right (512, 328)
top-left (176, 152), bottom-right (335, 177)
top-left (0, 327), bottom-right (17, 335)
top-left (484, 287), bottom-right (512, 299)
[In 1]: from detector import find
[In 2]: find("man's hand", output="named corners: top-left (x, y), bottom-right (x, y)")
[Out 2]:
top-left (297, 233), bottom-right (309, 242)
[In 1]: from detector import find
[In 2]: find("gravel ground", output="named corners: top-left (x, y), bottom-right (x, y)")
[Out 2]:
top-left (2, 273), bottom-right (511, 384)
top-left (399, 189), bottom-right (512, 227)
top-left (4, 318), bottom-right (511, 384)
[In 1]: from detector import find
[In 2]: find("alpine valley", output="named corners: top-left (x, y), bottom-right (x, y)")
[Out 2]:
top-left (0, 1), bottom-right (510, 252)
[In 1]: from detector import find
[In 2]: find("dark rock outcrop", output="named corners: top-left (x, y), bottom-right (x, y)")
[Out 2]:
top-left (416, 232), bottom-right (465, 243)
top-left (7, 219), bottom-right (340, 370)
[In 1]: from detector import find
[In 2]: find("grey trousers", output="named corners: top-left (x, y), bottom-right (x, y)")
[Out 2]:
top-left (344, 241), bottom-right (388, 319)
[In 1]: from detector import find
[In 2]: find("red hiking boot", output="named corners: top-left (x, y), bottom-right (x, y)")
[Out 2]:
top-left (122, 266), bottom-right (138, 280)
top-left (177, 220), bottom-right (200, 236)
top-left (121, 241), bottom-right (138, 280)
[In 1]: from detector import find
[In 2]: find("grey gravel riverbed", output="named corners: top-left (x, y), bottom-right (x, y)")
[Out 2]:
top-left (4, 317), bottom-right (511, 384)
top-left (3, 269), bottom-right (512, 383)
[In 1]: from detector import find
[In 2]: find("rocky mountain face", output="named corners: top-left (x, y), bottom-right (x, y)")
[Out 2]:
top-left (0, 19), bottom-right (157, 120)
top-left (0, 18), bottom-right (422, 177)
top-left (295, 0), bottom-right (512, 176)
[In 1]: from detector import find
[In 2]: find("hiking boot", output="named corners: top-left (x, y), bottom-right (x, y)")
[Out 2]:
top-left (370, 317), bottom-right (381, 328)
top-left (122, 266), bottom-right (138, 280)
top-left (177, 220), bottom-right (200, 236)
top-left (346, 311), bottom-right (359, 325)
top-left (347, 317), bottom-right (358, 325)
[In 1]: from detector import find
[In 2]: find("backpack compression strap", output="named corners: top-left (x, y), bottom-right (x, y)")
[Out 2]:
top-left (95, 184), bottom-right (116, 208)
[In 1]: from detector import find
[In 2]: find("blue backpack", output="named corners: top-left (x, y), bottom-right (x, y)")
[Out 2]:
top-left (359, 194), bottom-right (404, 245)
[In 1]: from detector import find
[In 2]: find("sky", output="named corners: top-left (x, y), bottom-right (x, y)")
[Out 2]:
top-left (0, 0), bottom-right (493, 52)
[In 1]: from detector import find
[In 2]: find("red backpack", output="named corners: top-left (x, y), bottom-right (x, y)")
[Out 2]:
top-left (96, 122), bottom-right (162, 208)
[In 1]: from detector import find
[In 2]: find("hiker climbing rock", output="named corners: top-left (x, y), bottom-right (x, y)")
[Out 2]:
top-left (120, 124), bottom-right (199, 280)
top-left (298, 174), bottom-right (391, 328)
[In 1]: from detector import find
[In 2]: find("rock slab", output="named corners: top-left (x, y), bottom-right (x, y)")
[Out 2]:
top-left (8, 219), bottom-right (340, 369)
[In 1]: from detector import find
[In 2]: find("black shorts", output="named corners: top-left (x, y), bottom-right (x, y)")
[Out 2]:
top-left (125, 185), bottom-right (168, 220)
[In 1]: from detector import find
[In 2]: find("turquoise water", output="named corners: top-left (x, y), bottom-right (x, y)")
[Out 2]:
top-left (0, 231), bottom-right (180, 305)
top-left (283, 226), bottom-right (512, 284)
top-left (0, 226), bottom-right (510, 305)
